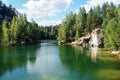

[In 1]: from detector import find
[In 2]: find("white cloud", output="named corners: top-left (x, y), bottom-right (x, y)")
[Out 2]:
top-left (38, 20), bottom-right (61, 26)
top-left (81, 0), bottom-right (120, 12)
top-left (1, 0), bottom-right (7, 4)
top-left (18, 0), bottom-right (72, 19)
top-left (18, 0), bottom-right (72, 26)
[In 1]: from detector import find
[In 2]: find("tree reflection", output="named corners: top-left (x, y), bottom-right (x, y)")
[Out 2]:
top-left (0, 45), bottom-right (40, 77)
top-left (58, 45), bottom-right (120, 80)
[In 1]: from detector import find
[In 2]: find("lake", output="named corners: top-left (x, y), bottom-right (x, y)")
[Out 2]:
top-left (0, 40), bottom-right (120, 80)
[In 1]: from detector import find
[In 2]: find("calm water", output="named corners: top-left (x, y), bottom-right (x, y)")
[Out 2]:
top-left (0, 40), bottom-right (120, 80)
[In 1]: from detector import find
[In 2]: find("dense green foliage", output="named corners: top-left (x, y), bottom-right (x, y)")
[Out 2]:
top-left (58, 2), bottom-right (120, 50)
top-left (1, 16), bottom-right (41, 45)
top-left (39, 25), bottom-right (59, 39)
top-left (0, 1), bottom-right (58, 45)
top-left (102, 3), bottom-right (120, 50)
top-left (0, 1), bottom-right (18, 42)
top-left (0, 16), bottom-right (59, 45)
top-left (0, 16), bottom-right (58, 45)
top-left (58, 12), bottom-right (76, 42)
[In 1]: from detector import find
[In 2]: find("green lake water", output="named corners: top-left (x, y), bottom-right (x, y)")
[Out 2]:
top-left (0, 40), bottom-right (120, 80)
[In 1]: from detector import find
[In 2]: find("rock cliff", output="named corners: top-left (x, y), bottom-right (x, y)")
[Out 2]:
top-left (89, 28), bottom-right (103, 47)
top-left (71, 28), bottom-right (103, 47)
top-left (71, 35), bottom-right (90, 45)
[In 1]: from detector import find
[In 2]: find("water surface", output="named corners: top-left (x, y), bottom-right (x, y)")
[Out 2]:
top-left (0, 40), bottom-right (120, 80)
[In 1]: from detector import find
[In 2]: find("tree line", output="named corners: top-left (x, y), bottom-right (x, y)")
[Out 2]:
top-left (58, 2), bottom-right (120, 50)
top-left (1, 15), bottom-right (41, 45)
top-left (0, 1), bottom-right (58, 45)
top-left (39, 25), bottom-right (59, 40)
top-left (1, 0), bottom-right (120, 50)
top-left (0, 15), bottom-right (58, 45)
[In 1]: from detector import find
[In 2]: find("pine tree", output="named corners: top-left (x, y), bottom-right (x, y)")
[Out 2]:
top-left (84, 8), bottom-right (93, 34)
top-left (2, 20), bottom-right (10, 44)
top-left (75, 7), bottom-right (86, 39)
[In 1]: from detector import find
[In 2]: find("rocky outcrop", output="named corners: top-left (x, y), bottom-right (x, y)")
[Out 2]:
top-left (71, 28), bottom-right (103, 47)
top-left (58, 40), bottom-right (66, 44)
top-left (71, 35), bottom-right (90, 45)
top-left (89, 28), bottom-right (103, 47)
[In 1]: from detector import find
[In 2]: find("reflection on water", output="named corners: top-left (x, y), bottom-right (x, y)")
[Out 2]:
top-left (59, 45), bottom-right (98, 80)
top-left (59, 45), bottom-right (120, 80)
top-left (90, 47), bottom-right (98, 63)
top-left (0, 40), bottom-right (120, 80)
top-left (70, 45), bottom-right (99, 63)
top-left (0, 45), bottom-right (40, 80)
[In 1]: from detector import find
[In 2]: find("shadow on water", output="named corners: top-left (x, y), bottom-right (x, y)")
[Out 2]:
top-left (58, 45), bottom-right (120, 80)
top-left (0, 44), bottom-right (40, 77)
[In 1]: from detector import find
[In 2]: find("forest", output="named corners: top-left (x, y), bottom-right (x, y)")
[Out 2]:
top-left (1, 0), bottom-right (120, 50)
top-left (58, 2), bottom-right (120, 50)
top-left (0, 1), bottom-right (58, 45)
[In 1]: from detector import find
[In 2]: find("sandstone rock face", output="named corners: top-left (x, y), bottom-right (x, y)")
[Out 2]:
top-left (89, 28), bottom-right (103, 47)
top-left (71, 35), bottom-right (90, 45)
top-left (71, 28), bottom-right (103, 47)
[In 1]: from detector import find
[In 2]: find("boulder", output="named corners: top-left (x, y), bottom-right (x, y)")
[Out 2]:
top-left (58, 40), bottom-right (65, 44)
top-left (21, 41), bottom-right (26, 45)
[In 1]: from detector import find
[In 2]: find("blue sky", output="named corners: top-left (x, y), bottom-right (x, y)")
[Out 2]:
top-left (2, 0), bottom-right (120, 26)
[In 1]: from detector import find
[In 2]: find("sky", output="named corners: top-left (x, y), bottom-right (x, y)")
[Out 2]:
top-left (1, 0), bottom-right (120, 26)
